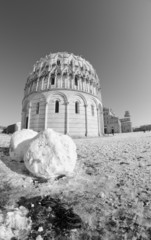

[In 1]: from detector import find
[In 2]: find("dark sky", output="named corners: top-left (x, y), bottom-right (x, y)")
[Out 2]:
top-left (0, 0), bottom-right (151, 127)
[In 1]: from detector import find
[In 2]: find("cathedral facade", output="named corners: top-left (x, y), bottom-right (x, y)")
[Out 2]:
top-left (103, 107), bottom-right (121, 134)
top-left (21, 52), bottom-right (104, 137)
top-left (103, 108), bottom-right (132, 134)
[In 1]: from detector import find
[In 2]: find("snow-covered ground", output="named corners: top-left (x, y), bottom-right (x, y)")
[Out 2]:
top-left (0, 131), bottom-right (151, 239)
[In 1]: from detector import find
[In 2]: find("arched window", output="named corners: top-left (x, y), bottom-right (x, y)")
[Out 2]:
top-left (36, 102), bottom-right (40, 114)
top-left (55, 100), bottom-right (59, 113)
top-left (51, 75), bottom-right (55, 85)
top-left (75, 101), bottom-right (80, 114)
top-left (91, 105), bottom-right (94, 116)
top-left (57, 59), bottom-right (60, 66)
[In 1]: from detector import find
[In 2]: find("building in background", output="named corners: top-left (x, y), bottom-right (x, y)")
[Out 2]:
top-left (103, 107), bottom-right (121, 134)
top-left (21, 52), bottom-right (104, 137)
top-left (133, 124), bottom-right (151, 132)
top-left (103, 108), bottom-right (132, 134)
top-left (120, 111), bottom-right (132, 133)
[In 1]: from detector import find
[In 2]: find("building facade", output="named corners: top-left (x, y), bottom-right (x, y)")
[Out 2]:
top-left (21, 52), bottom-right (104, 137)
top-left (120, 111), bottom-right (132, 133)
top-left (103, 107), bottom-right (121, 134)
top-left (103, 108), bottom-right (132, 134)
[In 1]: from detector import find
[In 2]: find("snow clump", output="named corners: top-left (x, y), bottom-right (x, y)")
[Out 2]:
top-left (0, 206), bottom-right (31, 240)
top-left (9, 129), bottom-right (38, 161)
top-left (24, 128), bottom-right (77, 179)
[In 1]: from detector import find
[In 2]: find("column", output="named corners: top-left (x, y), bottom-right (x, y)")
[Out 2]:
top-left (79, 78), bottom-right (81, 91)
top-left (83, 78), bottom-right (86, 92)
top-left (57, 75), bottom-right (61, 88)
top-left (84, 104), bottom-right (88, 136)
top-left (69, 75), bottom-right (72, 89)
top-left (65, 102), bottom-right (69, 134)
top-left (49, 74), bottom-right (52, 89)
top-left (62, 76), bottom-right (65, 88)
top-left (53, 73), bottom-right (58, 88)
top-left (36, 79), bottom-right (39, 91)
top-left (47, 72), bottom-right (50, 89)
top-left (41, 77), bottom-right (44, 90)
top-left (87, 80), bottom-right (89, 92)
top-left (60, 75), bottom-right (62, 88)
top-left (44, 101), bottom-right (49, 129)
top-left (85, 80), bottom-right (88, 92)
top-left (92, 83), bottom-right (94, 95)
top-left (100, 108), bottom-right (104, 135)
top-left (64, 76), bottom-right (66, 88)
top-left (27, 103), bottom-right (32, 129)
top-left (72, 75), bottom-right (75, 89)
top-left (60, 75), bottom-right (63, 88)
top-left (93, 84), bottom-right (96, 95)
top-left (56, 75), bottom-right (58, 88)
top-left (97, 107), bottom-right (100, 136)
top-left (81, 78), bottom-right (84, 91)
top-left (67, 76), bottom-right (70, 89)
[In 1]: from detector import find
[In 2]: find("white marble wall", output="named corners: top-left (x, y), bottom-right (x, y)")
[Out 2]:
top-left (21, 90), bottom-right (103, 137)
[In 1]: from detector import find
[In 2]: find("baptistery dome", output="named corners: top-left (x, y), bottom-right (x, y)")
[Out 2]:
top-left (21, 52), bottom-right (104, 136)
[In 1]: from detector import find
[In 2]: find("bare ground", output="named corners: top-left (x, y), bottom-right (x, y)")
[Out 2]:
top-left (0, 132), bottom-right (151, 239)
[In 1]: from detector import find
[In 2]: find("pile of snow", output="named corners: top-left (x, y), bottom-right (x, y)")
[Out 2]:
top-left (9, 129), bottom-right (38, 161)
top-left (9, 128), bottom-right (77, 179)
top-left (24, 129), bottom-right (77, 179)
top-left (0, 206), bottom-right (31, 240)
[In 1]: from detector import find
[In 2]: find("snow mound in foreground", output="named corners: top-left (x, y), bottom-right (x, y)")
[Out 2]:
top-left (9, 129), bottom-right (38, 161)
top-left (24, 129), bottom-right (77, 179)
top-left (0, 206), bottom-right (31, 240)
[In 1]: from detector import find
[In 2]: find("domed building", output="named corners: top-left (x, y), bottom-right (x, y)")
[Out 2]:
top-left (21, 52), bottom-right (104, 137)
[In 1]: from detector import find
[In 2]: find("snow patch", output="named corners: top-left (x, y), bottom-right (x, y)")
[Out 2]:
top-left (9, 129), bottom-right (38, 161)
top-left (24, 129), bottom-right (77, 179)
top-left (0, 206), bottom-right (31, 240)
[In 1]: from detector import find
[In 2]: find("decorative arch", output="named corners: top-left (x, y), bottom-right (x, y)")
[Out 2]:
top-left (68, 93), bottom-right (87, 136)
top-left (86, 97), bottom-right (99, 136)
top-left (46, 91), bottom-right (68, 105)
top-left (71, 93), bottom-right (87, 106)
top-left (26, 93), bottom-right (46, 131)
top-left (89, 97), bottom-right (98, 109)
top-left (46, 92), bottom-right (68, 134)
